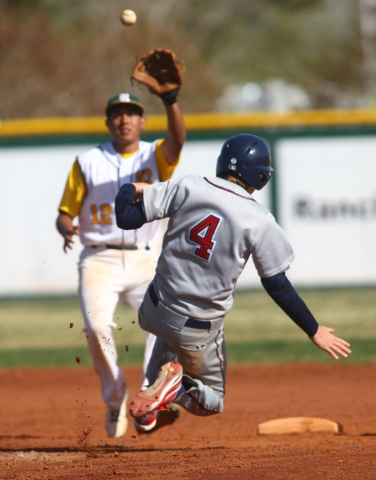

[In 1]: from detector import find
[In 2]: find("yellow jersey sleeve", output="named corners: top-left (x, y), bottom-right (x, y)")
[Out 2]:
top-left (58, 159), bottom-right (87, 218)
top-left (155, 139), bottom-right (180, 182)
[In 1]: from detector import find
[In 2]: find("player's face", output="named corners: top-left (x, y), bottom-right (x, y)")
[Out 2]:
top-left (106, 105), bottom-right (146, 150)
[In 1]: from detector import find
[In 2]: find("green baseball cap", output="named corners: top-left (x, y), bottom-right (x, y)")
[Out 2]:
top-left (105, 93), bottom-right (144, 117)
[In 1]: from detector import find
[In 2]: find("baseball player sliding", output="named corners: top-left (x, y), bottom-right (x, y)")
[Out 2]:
top-left (115, 133), bottom-right (351, 432)
top-left (56, 50), bottom-right (186, 438)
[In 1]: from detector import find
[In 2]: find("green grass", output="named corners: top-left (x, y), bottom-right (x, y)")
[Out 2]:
top-left (226, 338), bottom-right (376, 364)
top-left (0, 287), bottom-right (375, 368)
top-left (1, 339), bottom-right (375, 368)
top-left (224, 287), bottom-right (376, 341)
top-left (0, 345), bottom-right (145, 369)
top-left (0, 296), bottom-right (143, 350)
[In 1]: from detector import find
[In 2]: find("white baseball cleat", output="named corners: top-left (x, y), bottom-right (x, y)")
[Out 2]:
top-left (105, 390), bottom-right (129, 438)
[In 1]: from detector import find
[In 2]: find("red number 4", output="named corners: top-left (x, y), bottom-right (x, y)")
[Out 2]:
top-left (189, 214), bottom-right (222, 261)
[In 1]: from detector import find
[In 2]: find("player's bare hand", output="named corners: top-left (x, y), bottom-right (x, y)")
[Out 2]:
top-left (56, 213), bottom-right (80, 253)
top-left (310, 326), bottom-right (351, 360)
top-left (63, 224), bottom-right (80, 253)
top-left (131, 182), bottom-right (149, 202)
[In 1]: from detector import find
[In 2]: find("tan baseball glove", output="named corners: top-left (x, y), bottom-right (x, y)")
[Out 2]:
top-left (132, 48), bottom-right (184, 105)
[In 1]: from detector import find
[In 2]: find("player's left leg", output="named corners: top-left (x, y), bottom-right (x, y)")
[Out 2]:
top-left (173, 325), bottom-right (226, 416)
top-left (123, 279), bottom-right (157, 390)
top-left (121, 248), bottom-right (161, 389)
top-left (78, 247), bottom-right (129, 437)
top-left (137, 326), bottom-right (226, 417)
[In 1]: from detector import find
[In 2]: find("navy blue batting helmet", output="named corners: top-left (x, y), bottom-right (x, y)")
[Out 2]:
top-left (216, 134), bottom-right (273, 190)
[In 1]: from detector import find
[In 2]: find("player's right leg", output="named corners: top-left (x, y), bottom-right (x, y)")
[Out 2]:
top-left (78, 247), bottom-right (128, 437)
top-left (122, 252), bottom-right (181, 433)
top-left (131, 283), bottom-right (227, 420)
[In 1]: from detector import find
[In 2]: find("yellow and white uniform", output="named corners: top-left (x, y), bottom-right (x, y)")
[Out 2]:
top-left (59, 139), bottom-right (178, 409)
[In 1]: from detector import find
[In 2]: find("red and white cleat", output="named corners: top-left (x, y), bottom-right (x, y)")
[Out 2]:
top-left (134, 411), bottom-right (158, 433)
top-left (129, 361), bottom-right (182, 419)
top-left (134, 403), bottom-right (182, 434)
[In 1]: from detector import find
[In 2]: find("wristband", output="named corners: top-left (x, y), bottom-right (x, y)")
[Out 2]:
top-left (160, 88), bottom-right (179, 106)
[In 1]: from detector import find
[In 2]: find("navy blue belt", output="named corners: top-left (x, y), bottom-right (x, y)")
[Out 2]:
top-left (91, 244), bottom-right (150, 251)
top-left (91, 244), bottom-right (137, 250)
top-left (185, 318), bottom-right (211, 329)
top-left (149, 285), bottom-right (211, 330)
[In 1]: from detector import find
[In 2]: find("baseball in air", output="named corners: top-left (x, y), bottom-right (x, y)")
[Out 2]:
top-left (120, 9), bottom-right (137, 26)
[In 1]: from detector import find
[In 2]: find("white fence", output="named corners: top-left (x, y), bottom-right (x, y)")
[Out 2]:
top-left (0, 135), bottom-right (375, 295)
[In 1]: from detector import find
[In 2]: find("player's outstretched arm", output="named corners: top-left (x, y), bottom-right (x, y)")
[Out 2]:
top-left (261, 272), bottom-right (352, 360)
top-left (310, 326), bottom-right (351, 360)
top-left (162, 102), bottom-right (186, 165)
top-left (132, 49), bottom-right (186, 164)
top-left (56, 211), bottom-right (80, 253)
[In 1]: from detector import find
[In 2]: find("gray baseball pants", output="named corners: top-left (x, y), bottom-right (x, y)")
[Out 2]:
top-left (138, 283), bottom-right (227, 416)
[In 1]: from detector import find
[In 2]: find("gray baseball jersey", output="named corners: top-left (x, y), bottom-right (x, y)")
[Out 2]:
top-left (142, 174), bottom-right (295, 320)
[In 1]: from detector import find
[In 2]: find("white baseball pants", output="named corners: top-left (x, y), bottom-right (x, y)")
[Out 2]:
top-left (78, 246), bottom-right (157, 409)
top-left (138, 283), bottom-right (227, 416)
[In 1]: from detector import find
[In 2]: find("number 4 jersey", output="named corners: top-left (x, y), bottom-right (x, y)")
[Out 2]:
top-left (142, 174), bottom-right (295, 319)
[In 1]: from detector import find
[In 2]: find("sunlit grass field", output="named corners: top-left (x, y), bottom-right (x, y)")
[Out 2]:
top-left (0, 287), bottom-right (375, 368)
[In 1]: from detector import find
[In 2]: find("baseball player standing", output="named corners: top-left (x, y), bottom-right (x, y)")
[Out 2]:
top-left (115, 133), bottom-right (351, 432)
top-left (56, 88), bottom-right (185, 438)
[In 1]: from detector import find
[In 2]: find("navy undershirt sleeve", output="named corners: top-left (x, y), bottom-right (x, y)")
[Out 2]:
top-left (115, 183), bottom-right (147, 230)
top-left (261, 272), bottom-right (319, 337)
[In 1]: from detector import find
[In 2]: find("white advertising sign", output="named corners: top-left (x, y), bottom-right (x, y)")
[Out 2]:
top-left (276, 136), bottom-right (376, 286)
top-left (0, 140), bottom-right (272, 295)
top-left (0, 145), bottom-right (92, 295)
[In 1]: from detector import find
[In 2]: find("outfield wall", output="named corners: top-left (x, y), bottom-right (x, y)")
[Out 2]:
top-left (1, 110), bottom-right (376, 295)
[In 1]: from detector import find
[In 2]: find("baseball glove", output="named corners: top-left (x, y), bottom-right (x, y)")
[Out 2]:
top-left (132, 48), bottom-right (184, 104)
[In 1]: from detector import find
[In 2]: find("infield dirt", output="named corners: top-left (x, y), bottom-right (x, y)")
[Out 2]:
top-left (0, 363), bottom-right (375, 479)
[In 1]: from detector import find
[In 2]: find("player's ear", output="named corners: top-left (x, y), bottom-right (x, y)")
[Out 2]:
top-left (105, 117), bottom-right (110, 130)
top-left (140, 116), bottom-right (147, 130)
